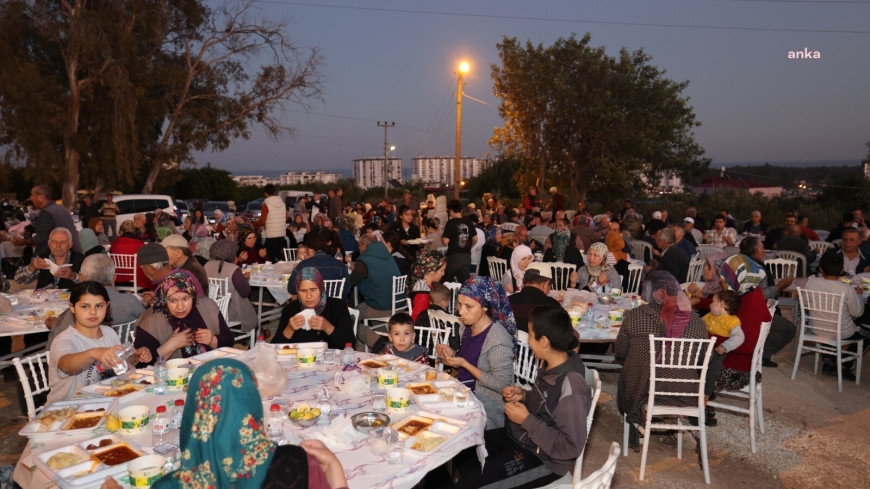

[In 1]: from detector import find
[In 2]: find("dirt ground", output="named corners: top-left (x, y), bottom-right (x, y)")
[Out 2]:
top-left (3, 338), bottom-right (869, 488)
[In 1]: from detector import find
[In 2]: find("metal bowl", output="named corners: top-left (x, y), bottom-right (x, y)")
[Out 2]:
top-left (597, 295), bottom-right (613, 305)
top-left (289, 413), bottom-right (320, 427)
top-left (351, 412), bottom-right (390, 433)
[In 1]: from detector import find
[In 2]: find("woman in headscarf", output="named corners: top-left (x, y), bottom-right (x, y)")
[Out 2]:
top-left (78, 228), bottom-right (106, 257)
top-left (272, 267), bottom-right (355, 349)
top-left (237, 227), bottom-right (268, 265)
top-left (406, 251), bottom-right (446, 323)
top-left (193, 236), bottom-right (217, 266)
top-left (289, 213), bottom-right (310, 244)
top-left (88, 218), bottom-right (110, 247)
top-left (204, 240), bottom-right (258, 333)
top-left (133, 272), bottom-right (234, 363)
top-left (152, 359), bottom-right (347, 489)
top-left (435, 276), bottom-right (517, 430)
top-left (576, 242), bottom-right (621, 291)
top-left (615, 270), bottom-right (707, 450)
top-left (501, 244), bottom-right (533, 294)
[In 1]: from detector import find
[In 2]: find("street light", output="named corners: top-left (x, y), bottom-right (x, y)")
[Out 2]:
top-left (454, 61), bottom-right (469, 199)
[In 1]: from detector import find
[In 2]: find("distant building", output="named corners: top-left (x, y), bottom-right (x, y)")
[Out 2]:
top-left (691, 177), bottom-right (783, 198)
top-left (279, 171), bottom-right (342, 186)
top-left (410, 156), bottom-right (488, 185)
top-left (353, 157), bottom-right (402, 189)
top-left (233, 175), bottom-right (277, 187)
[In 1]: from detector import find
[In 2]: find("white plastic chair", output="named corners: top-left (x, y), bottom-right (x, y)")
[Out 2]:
top-left (765, 258), bottom-right (798, 281)
top-left (110, 253), bottom-right (138, 293)
top-left (624, 263), bottom-right (644, 296)
top-left (708, 321), bottom-right (772, 453)
top-left (487, 256), bottom-right (508, 282)
top-left (323, 278), bottom-right (346, 300)
top-left (686, 257), bottom-right (705, 284)
top-left (809, 240), bottom-right (833, 255)
top-left (414, 325), bottom-right (450, 360)
top-left (362, 275), bottom-right (409, 351)
top-left (696, 244), bottom-right (724, 261)
top-left (623, 335), bottom-right (715, 484)
top-left (814, 230), bottom-right (830, 241)
top-left (348, 308), bottom-right (360, 342)
top-left (443, 282), bottom-right (461, 314)
top-left (208, 277), bottom-right (229, 301)
top-left (774, 250), bottom-right (807, 277)
top-left (514, 330), bottom-right (539, 387)
top-left (792, 288), bottom-right (863, 392)
top-left (13, 351), bottom-right (51, 419)
top-left (283, 248), bottom-right (298, 261)
top-left (112, 320), bottom-right (137, 344)
top-left (548, 262), bottom-right (576, 291)
top-left (722, 245), bottom-right (739, 257)
top-left (630, 240), bottom-right (653, 263)
top-left (546, 442), bottom-right (620, 489)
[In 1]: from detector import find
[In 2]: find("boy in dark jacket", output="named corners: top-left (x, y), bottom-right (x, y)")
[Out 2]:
top-left (454, 305), bottom-right (591, 488)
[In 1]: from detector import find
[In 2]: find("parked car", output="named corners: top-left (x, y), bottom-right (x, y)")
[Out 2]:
top-left (204, 201), bottom-right (232, 224)
top-left (113, 194), bottom-right (176, 228)
top-left (243, 198), bottom-right (264, 221)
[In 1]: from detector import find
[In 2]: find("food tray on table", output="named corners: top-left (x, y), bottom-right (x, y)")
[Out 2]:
top-left (191, 346), bottom-right (246, 362)
top-left (274, 341), bottom-right (328, 361)
top-left (19, 398), bottom-right (118, 438)
top-left (391, 411), bottom-right (469, 453)
top-left (408, 380), bottom-right (470, 410)
top-left (33, 434), bottom-right (147, 489)
top-left (381, 355), bottom-right (427, 373)
top-left (80, 375), bottom-right (152, 399)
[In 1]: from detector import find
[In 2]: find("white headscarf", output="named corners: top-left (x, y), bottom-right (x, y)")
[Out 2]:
top-left (510, 245), bottom-right (533, 290)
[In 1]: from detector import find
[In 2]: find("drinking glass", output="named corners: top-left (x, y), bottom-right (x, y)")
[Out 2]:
top-left (372, 393), bottom-right (387, 413)
top-left (453, 387), bottom-right (471, 408)
top-left (322, 349), bottom-right (336, 365)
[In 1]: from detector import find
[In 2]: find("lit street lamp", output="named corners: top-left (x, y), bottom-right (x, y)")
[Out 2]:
top-left (454, 61), bottom-right (469, 199)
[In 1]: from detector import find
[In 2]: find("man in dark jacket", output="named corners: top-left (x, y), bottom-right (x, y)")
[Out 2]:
top-left (509, 264), bottom-right (562, 333)
top-left (14, 227), bottom-right (84, 290)
top-left (646, 228), bottom-right (689, 283)
top-left (10, 185), bottom-right (82, 255)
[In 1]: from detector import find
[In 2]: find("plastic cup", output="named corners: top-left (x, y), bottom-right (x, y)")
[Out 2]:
top-left (377, 367), bottom-right (398, 388)
top-left (386, 387), bottom-right (411, 411)
top-left (166, 368), bottom-right (189, 391)
top-left (608, 310), bottom-right (624, 322)
top-left (453, 387), bottom-right (471, 408)
top-left (298, 348), bottom-right (317, 366)
top-left (128, 455), bottom-right (166, 488)
top-left (118, 405), bottom-right (151, 435)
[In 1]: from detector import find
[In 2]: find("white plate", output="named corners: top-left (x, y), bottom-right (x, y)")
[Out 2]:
top-left (392, 411), bottom-right (469, 453)
top-left (191, 346), bottom-right (245, 362)
top-left (19, 398), bottom-right (117, 438)
top-left (33, 435), bottom-right (147, 489)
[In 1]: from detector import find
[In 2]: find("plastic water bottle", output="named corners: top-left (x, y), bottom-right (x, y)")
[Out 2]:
top-left (604, 281), bottom-right (612, 296)
top-left (152, 406), bottom-right (169, 446)
top-left (153, 355), bottom-right (168, 395)
top-left (265, 404), bottom-right (284, 443)
top-left (342, 343), bottom-right (355, 367)
top-left (170, 399), bottom-right (185, 430)
top-left (583, 303), bottom-right (595, 327)
top-left (629, 295), bottom-right (638, 309)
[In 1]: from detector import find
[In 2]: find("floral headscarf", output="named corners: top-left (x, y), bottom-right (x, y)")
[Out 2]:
top-left (407, 251), bottom-right (445, 295)
top-left (586, 242), bottom-right (614, 277)
top-left (154, 272), bottom-right (209, 356)
top-left (153, 359), bottom-right (276, 489)
top-left (209, 239), bottom-right (238, 263)
top-left (510, 245), bottom-right (533, 290)
top-left (485, 227), bottom-right (501, 247)
top-left (719, 253), bottom-right (766, 294)
top-left (641, 271), bottom-right (693, 340)
top-left (294, 267), bottom-right (327, 314)
top-left (459, 276), bottom-right (518, 357)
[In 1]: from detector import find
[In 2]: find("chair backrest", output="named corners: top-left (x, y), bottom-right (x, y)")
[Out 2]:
top-left (391, 275), bottom-right (408, 314)
top-left (443, 282), bottom-right (462, 314)
top-left (797, 288), bottom-right (845, 341)
top-left (586, 369), bottom-right (602, 434)
top-left (156, 227), bottom-right (173, 241)
top-left (624, 263), bottom-right (644, 295)
top-left (686, 257), bottom-right (705, 283)
top-left (574, 441), bottom-right (620, 489)
top-left (765, 258), bottom-right (798, 280)
top-left (215, 293), bottom-right (232, 319)
top-left (110, 253), bottom-right (138, 292)
top-left (283, 248), bottom-right (298, 261)
top-left (647, 335), bottom-right (714, 410)
top-left (548, 262), bottom-right (576, 291)
top-left (428, 310), bottom-right (463, 348)
top-left (208, 277), bottom-right (229, 301)
top-left (723, 246), bottom-right (740, 257)
top-left (814, 230), bottom-right (830, 241)
top-left (696, 244), bottom-right (725, 261)
top-left (750, 321), bottom-right (773, 383)
top-left (112, 320), bottom-right (137, 344)
top-left (514, 330), bottom-right (539, 386)
top-left (809, 240), bottom-right (833, 255)
top-left (414, 324), bottom-right (451, 359)
top-left (774, 250), bottom-right (806, 277)
top-left (487, 256), bottom-right (508, 281)
top-left (13, 351), bottom-right (51, 419)
top-left (323, 278), bottom-right (346, 300)
top-left (629, 240), bottom-right (653, 263)
top-left (348, 307), bottom-right (360, 341)
top-left (766, 299), bottom-right (778, 317)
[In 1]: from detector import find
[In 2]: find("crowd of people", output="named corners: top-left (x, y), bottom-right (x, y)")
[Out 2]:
top-left (4, 182), bottom-right (870, 487)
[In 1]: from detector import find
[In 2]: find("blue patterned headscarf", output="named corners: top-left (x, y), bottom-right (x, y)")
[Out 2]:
top-left (459, 276), bottom-right (518, 357)
top-left (294, 267), bottom-right (327, 314)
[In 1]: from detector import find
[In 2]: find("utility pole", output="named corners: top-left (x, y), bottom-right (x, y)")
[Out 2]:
top-left (378, 121), bottom-right (395, 199)
top-left (454, 74), bottom-right (464, 200)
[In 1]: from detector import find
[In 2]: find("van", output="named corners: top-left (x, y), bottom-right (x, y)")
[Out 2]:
top-left (112, 194), bottom-right (177, 228)
top-left (277, 190), bottom-right (313, 209)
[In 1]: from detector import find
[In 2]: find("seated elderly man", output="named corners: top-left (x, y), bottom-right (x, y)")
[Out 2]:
top-left (14, 227), bottom-right (84, 290)
top-left (508, 263), bottom-right (562, 333)
top-left (161, 234), bottom-right (210, 298)
top-left (45, 253), bottom-right (146, 350)
top-left (137, 242), bottom-right (205, 306)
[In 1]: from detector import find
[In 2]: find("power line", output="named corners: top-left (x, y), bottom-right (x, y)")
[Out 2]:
top-left (262, 1), bottom-right (870, 35)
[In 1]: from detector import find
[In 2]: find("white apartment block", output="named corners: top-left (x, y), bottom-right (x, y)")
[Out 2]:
top-left (353, 158), bottom-right (403, 189)
top-left (411, 156), bottom-right (487, 185)
top-left (279, 171), bottom-right (342, 186)
top-left (233, 175), bottom-right (277, 186)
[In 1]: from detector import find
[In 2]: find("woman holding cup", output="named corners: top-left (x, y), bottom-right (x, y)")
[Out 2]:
top-left (435, 277), bottom-right (516, 430)
top-left (272, 267), bottom-right (355, 349)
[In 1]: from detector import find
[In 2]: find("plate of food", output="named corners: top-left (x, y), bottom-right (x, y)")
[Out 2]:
top-left (33, 435), bottom-right (146, 489)
top-left (391, 411), bottom-right (468, 453)
top-left (359, 358), bottom-right (389, 370)
top-left (274, 342), bottom-right (328, 361)
top-left (19, 398), bottom-right (117, 438)
top-left (80, 381), bottom-right (149, 399)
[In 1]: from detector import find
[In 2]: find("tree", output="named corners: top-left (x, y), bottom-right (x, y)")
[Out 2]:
top-left (489, 34), bottom-right (709, 204)
top-left (465, 158), bottom-right (522, 203)
top-left (0, 0), bottom-right (322, 209)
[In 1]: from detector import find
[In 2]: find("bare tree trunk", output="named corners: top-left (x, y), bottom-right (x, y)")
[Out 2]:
top-left (141, 161), bottom-right (161, 194)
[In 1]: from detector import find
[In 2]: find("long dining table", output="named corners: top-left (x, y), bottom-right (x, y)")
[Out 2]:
top-left (0, 289), bottom-right (67, 367)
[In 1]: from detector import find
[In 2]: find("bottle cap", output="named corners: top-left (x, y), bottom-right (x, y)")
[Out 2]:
top-left (345, 343), bottom-right (352, 347)
top-left (175, 399), bottom-right (185, 406)
top-left (156, 406), bottom-right (166, 413)
top-left (270, 404), bottom-right (280, 411)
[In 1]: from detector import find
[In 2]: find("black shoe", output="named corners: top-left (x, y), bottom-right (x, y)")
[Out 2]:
top-left (761, 358), bottom-right (778, 368)
top-left (628, 425), bottom-right (641, 451)
top-left (705, 406), bottom-right (717, 427)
